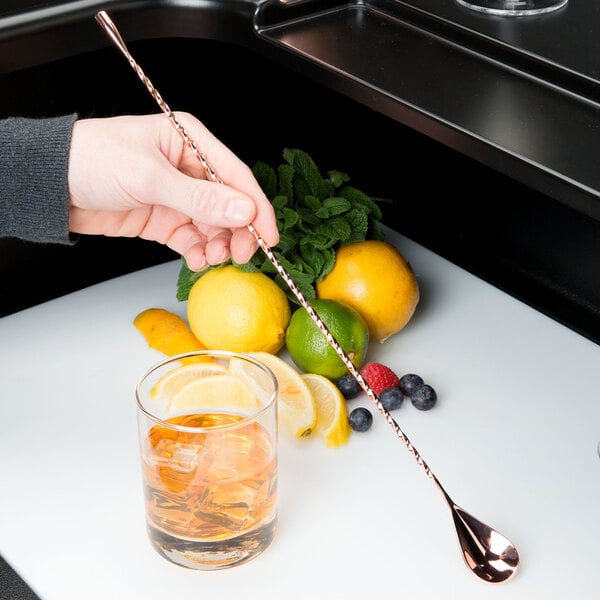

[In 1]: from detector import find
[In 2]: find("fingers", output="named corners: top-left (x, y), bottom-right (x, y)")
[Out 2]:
top-left (166, 113), bottom-right (279, 247)
top-left (167, 225), bottom-right (254, 271)
top-left (163, 224), bottom-right (209, 271)
top-left (229, 228), bottom-right (259, 265)
top-left (201, 229), bottom-right (231, 265)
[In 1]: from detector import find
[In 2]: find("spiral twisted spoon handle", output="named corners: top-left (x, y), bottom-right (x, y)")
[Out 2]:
top-left (95, 10), bottom-right (519, 583)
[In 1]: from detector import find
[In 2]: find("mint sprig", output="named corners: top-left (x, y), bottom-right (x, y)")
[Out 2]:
top-left (176, 148), bottom-right (384, 303)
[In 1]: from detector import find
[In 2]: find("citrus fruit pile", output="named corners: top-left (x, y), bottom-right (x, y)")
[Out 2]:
top-left (283, 240), bottom-right (419, 386)
top-left (133, 238), bottom-right (423, 448)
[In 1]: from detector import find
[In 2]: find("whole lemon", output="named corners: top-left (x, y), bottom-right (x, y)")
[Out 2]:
top-left (187, 265), bottom-right (291, 354)
top-left (316, 240), bottom-right (419, 343)
top-left (285, 298), bottom-right (369, 380)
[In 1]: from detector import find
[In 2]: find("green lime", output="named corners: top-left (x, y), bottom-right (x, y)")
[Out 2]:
top-left (285, 299), bottom-right (369, 380)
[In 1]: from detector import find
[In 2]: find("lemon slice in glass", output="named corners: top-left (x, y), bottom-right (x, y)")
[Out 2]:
top-left (244, 352), bottom-right (317, 439)
top-left (301, 373), bottom-right (351, 447)
top-left (150, 362), bottom-right (228, 399)
top-left (166, 374), bottom-right (259, 414)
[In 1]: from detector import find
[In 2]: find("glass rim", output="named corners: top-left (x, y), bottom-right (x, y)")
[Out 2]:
top-left (135, 350), bottom-right (278, 433)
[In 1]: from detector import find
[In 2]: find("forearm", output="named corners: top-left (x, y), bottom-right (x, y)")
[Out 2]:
top-left (0, 114), bottom-right (78, 244)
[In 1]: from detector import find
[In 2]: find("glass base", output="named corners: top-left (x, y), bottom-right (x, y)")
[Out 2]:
top-left (147, 517), bottom-right (277, 570)
top-left (455, 0), bottom-right (568, 16)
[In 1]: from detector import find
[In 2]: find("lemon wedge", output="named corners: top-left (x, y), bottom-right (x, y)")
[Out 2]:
top-left (301, 373), bottom-right (351, 447)
top-left (150, 362), bottom-right (228, 399)
top-left (167, 374), bottom-right (259, 414)
top-left (246, 352), bottom-right (317, 438)
top-left (229, 357), bottom-right (278, 407)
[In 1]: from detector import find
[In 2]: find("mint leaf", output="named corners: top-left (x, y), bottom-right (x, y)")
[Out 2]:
top-left (278, 164), bottom-right (294, 200)
top-left (315, 216), bottom-right (351, 241)
top-left (281, 207), bottom-right (299, 230)
top-left (301, 233), bottom-right (333, 250)
top-left (368, 217), bottom-right (385, 241)
top-left (284, 149), bottom-right (329, 201)
top-left (277, 230), bottom-right (297, 254)
top-left (302, 195), bottom-right (322, 212)
top-left (176, 259), bottom-right (201, 301)
top-left (344, 208), bottom-right (369, 243)
top-left (272, 195), bottom-right (289, 210)
top-left (339, 185), bottom-right (383, 220)
top-left (323, 197), bottom-right (351, 215)
top-left (327, 169), bottom-right (350, 189)
top-left (297, 207), bottom-right (320, 226)
top-left (300, 244), bottom-right (334, 281)
top-left (233, 258), bottom-right (260, 273)
top-left (318, 247), bottom-right (336, 282)
top-left (252, 161), bottom-right (277, 199)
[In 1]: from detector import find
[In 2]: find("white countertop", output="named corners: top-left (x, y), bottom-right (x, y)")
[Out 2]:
top-left (1, 227), bottom-right (599, 599)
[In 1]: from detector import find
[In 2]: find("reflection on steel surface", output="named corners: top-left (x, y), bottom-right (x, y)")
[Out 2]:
top-left (455, 0), bottom-right (568, 17)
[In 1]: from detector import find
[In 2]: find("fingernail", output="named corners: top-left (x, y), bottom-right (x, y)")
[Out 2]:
top-left (189, 256), bottom-right (207, 271)
top-left (226, 198), bottom-right (254, 224)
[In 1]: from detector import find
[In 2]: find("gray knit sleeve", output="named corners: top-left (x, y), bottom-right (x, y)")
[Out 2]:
top-left (0, 113), bottom-right (78, 244)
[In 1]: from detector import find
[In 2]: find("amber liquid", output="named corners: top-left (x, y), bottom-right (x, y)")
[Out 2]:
top-left (142, 412), bottom-right (277, 569)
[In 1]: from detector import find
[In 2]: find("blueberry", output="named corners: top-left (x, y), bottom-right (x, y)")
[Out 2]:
top-left (348, 407), bottom-right (373, 432)
top-left (379, 387), bottom-right (403, 411)
top-left (410, 384), bottom-right (437, 411)
top-left (336, 374), bottom-right (361, 400)
top-left (399, 373), bottom-right (424, 397)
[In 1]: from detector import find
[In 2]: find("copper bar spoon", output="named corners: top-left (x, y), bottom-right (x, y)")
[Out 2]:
top-left (94, 10), bottom-right (519, 584)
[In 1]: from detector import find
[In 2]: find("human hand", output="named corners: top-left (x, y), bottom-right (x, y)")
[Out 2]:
top-left (67, 113), bottom-right (278, 271)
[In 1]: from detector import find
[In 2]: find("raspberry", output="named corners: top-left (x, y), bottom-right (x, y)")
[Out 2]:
top-left (359, 362), bottom-right (400, 396)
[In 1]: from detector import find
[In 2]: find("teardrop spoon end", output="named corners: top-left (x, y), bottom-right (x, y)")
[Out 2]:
top-left (452, 504), bottom-right (520, 584)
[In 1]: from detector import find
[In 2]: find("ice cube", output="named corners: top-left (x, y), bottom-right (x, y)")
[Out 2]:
top-left (153, 439), bottom-right (202, 474)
